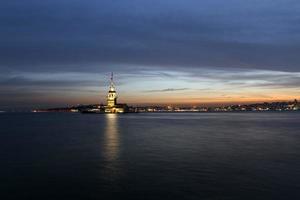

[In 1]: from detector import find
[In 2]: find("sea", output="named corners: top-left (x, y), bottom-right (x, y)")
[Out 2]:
top-left (1, 112), bottom-right (300, 200)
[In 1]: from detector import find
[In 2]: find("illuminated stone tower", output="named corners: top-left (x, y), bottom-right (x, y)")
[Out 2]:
top-left (107, 72), bottom-right (117, 108)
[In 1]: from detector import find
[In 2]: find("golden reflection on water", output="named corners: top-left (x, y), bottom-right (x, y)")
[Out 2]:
top-left (104, 114), bottom-right (120, 161)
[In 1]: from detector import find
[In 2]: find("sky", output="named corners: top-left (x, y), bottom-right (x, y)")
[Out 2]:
top-left (1, 0), bottom-right (300, 110)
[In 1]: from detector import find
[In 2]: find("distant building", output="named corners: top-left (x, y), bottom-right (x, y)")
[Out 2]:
top-left (104, 73), bottom-right (128, 113)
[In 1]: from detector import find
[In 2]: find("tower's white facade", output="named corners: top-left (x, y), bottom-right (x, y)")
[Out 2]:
top-left (105, 73), bottom-right (127, 113)
top-left (107, 73), bottom-right (117, 108)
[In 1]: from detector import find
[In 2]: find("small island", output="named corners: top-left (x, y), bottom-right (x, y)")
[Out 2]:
top-left (80, 73), bottom-right (129, 114)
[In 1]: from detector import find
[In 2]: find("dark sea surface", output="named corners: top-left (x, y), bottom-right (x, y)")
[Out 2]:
top-left (1, 112), bottom-right (300, 200)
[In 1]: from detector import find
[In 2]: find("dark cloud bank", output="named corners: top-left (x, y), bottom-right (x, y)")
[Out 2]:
top-left (1, 0), bottom-right (300, 73)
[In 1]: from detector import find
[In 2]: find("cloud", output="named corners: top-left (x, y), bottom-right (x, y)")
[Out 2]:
top-left (0, 76), bottom-right (100, 88)
top-left (0, 0), bottom-right (300, 73)
top-left (1, 0), bottom-right (300, 109)
top-left (145, 88), bottom-right (189, 93)
top-left (170, 68), bottom-right (300, 89)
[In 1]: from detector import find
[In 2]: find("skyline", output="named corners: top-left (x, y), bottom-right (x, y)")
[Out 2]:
top-left (1, 0), bottom-right (300, 110)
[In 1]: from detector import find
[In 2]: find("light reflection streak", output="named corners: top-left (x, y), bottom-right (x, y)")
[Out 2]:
top-left (103, 114), bottom-right (120, 161)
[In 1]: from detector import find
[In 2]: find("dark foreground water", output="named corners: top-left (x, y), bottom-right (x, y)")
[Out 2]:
top-left (1, 112), bottom-right (300, 200)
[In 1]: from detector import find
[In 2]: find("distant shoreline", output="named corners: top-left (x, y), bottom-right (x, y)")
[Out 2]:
top-left (30, 100), bottom-right (299, 113)
top-left (1, 100), bottom-right (299, 113)
top-left (34, 110), bottom-right (299, 113)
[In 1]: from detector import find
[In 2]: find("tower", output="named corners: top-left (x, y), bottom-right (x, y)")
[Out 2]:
top-left (107, 72), bottom-right (117, 108)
